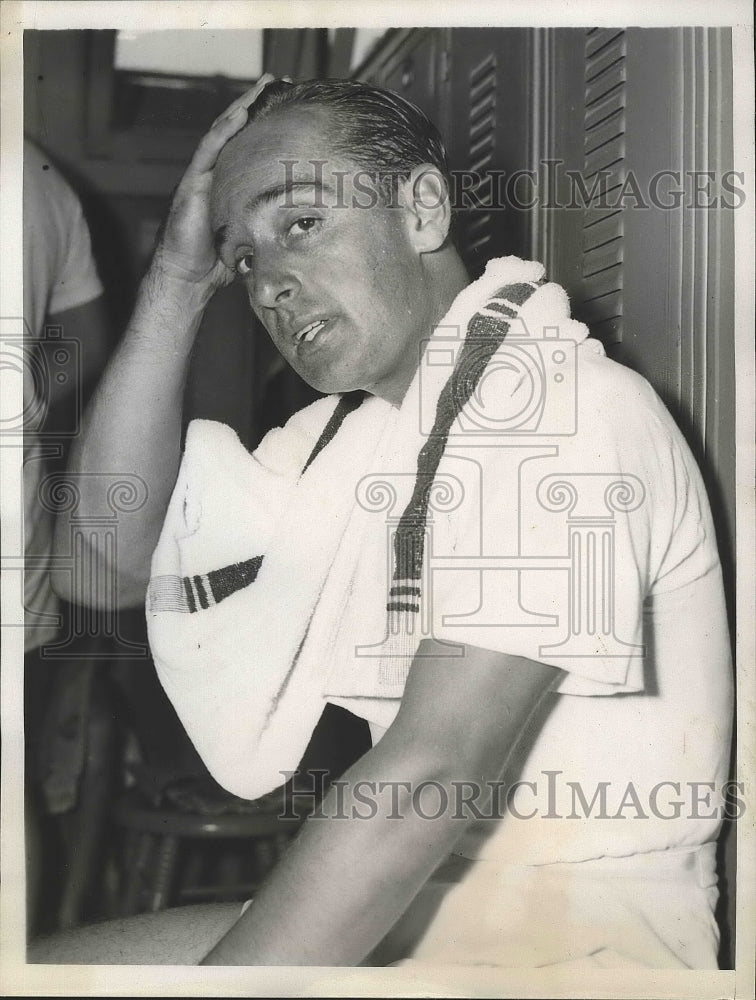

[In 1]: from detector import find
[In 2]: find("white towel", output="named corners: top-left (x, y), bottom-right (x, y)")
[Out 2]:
top-left (147, 257), bottom-right (590, 799)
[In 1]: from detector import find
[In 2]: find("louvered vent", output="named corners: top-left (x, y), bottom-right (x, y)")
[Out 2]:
top-left (461, 52), bottom-right (497, 266)
top-left (577, 28), bottom-right (627, 345)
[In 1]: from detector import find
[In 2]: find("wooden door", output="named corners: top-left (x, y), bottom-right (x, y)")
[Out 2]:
top-left (526, 26), bottom-right (736, 593)
top-left (527, 25), bottom-right (737, 967)
top-left (360, 26), bottom-right (738, 966)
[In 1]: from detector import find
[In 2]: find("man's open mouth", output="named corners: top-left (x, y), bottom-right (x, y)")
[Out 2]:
top-left (295, 319), bottom-right (329, 343)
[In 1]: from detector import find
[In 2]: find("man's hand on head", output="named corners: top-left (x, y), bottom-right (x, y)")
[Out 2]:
top-left (152, 73), bottom-right (279, 292)
top-left (52, 73), bottom-right (288, 610)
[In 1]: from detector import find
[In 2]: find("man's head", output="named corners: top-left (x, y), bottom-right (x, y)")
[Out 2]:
top-left (210, 79), bottom-right (467, 405)
top-left (241, 78), bottom-right (453, 207)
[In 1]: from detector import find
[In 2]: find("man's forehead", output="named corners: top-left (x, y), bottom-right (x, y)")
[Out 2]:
top-left (210, 106), bottom-right (373, 218)
top-left (217, 106), bottom-right (342, 178)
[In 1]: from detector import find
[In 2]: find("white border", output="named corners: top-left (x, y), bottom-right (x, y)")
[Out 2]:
top-left (1, 2), bottom-right (753, 997)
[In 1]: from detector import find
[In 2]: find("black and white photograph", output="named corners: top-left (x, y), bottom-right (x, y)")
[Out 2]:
top-left (0, 1), bottom-right (753, 996)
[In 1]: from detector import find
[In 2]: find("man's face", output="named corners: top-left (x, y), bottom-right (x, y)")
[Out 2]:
top-left (210, 106), bottom-right (437, 403)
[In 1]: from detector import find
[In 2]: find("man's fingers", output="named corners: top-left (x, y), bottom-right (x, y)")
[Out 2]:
top-left (211, 72), bottom-right (277, 127)
top-left (185, 72), bottom-right (280, 176)
top-left (177, 73), bottom-right (284, 187)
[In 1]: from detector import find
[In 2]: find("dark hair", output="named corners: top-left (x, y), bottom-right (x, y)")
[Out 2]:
top-left (240, 78), bottom-right (452, 205)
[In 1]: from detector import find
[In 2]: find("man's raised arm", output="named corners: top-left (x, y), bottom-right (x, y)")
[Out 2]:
top-left (51, 77), bottom-right (273, 609)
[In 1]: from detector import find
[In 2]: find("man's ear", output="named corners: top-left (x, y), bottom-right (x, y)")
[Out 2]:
top-left (399, 164), bottom-right (452, 253)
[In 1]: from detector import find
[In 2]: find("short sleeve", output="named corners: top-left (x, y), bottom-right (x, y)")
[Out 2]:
top-left (47, 197), bottom-right (103, 316)
top-left (23, 141), bottom-right (103, 333)
top-left (648, 421), bottom-right (721, 595)
top-left (428, 354), bottom-right (676, 697)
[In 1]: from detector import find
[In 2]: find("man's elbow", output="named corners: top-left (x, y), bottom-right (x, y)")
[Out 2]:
top-left (360, 734), bottom-right (475, 819)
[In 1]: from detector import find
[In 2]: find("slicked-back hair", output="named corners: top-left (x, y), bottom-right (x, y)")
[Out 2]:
top-left (239, 78), bottom-right (453, 208)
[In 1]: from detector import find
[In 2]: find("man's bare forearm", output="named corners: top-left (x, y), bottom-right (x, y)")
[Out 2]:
top-left (200, 742), bottom-right (467, 966)
top-left (200, 644), bottom-right (562, 967)
top-left (51, 264), bottom-right (213, 608)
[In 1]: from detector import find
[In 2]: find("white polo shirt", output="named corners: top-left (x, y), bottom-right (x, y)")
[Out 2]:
top-left (328, 337), bottom-right (733, 866)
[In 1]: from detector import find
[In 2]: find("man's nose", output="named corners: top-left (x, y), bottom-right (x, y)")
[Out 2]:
top-left (252, 257), bottom-right (302, 310)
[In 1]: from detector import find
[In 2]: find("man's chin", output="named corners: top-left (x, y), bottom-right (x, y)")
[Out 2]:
top-left (293, 366), bottom-right (365, 397)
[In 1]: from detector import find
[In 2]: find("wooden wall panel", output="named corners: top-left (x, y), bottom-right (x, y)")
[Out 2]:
top-left (355, 29), bottom-right (441, 123)
top-left (363, 27), bottom-right (737, 965)
top-left (526, 25), bottom-right (737, 967)
top-left (577, 28), bottom-right (627, 347)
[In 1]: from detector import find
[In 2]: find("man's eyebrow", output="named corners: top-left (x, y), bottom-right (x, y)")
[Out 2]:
top-left (213, 181), bottom-right (335, 259)
top-left (245, 179), bottom-right (335, 212)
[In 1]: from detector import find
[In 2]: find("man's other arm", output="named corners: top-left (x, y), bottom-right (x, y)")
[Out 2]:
top-left (50, 266), bottom-right (213, 608)
top-left (51, 81), bottom-right (273, 610)
top-left (201, 639), bottom-right (563, 966)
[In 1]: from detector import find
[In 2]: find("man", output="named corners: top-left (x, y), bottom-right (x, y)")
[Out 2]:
top-left (38, 76), bottom-right (733, 968)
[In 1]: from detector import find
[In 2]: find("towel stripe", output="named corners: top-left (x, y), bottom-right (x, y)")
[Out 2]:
top-left (194, 575), bottom-right (209, 610)
top-left (149, 556), bottom-right (265, 614)
top-left (481, 299), bottom-right (518, 318)
top-left (388, 279), bottom-right (545, 615)
top-left (207, 555), bottom-right (263, 603)
top-left (301, 390), bottom-right (366, 476)
top-left (183, 577), bottom-right (196, 614)
top-left (387, 601), bottom-right (421, 613)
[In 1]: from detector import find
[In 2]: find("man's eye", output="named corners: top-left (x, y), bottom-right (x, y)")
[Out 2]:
top-left (235, 253), bottom-right (254, 275)
top-left (290, 216), bottom-right (319, 235)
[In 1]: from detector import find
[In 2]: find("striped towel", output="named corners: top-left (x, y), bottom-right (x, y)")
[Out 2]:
top-left (147, 256), bottom-right (589, 799)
